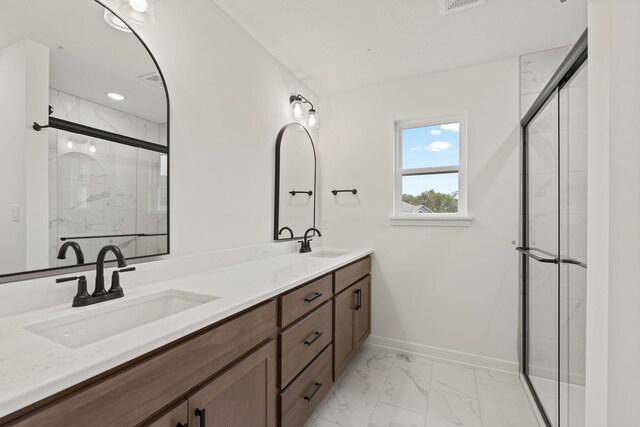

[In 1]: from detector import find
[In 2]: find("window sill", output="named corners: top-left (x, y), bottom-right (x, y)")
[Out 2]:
top-left (389, 216), bottom-right (473, 227)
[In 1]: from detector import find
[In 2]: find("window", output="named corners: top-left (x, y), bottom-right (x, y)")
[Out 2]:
top-left (392, 114), bottom-right (470, 226)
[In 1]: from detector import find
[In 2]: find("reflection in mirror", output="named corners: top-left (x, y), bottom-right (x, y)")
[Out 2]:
top-left (274, 123), bottom-right (316, 241)
top-left (49, 130), bottom-right (168, 268)
top-left (0, 0), bottom-right (169, 278)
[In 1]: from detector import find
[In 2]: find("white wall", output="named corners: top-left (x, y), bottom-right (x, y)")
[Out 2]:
top-left (0, 41), bottom-right (27, 273)
top-left (24, 40), bottom-right (49, 270)
top-left (587, 0), bottom-right (640, 426)
top-left (320, 58), bottom-right (521, 370)
top-left (585, 2), bottom-right (609, 425)
top-left (0, 39), bottom-right (49, 274)
top-left (102, 0), bottom-right (319, 256)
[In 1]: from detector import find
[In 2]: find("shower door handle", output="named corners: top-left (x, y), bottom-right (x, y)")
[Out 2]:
top-left (561, 258), bottom-right (587, 269)
top-left (515, 247), bottom-right (559, 264)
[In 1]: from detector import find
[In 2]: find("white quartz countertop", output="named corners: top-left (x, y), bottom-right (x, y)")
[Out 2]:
top-left (0, 247), bottom-right (372, 418)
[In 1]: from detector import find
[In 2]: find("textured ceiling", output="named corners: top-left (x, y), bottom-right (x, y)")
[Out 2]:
top-left (211, 0), bottom-right (587, 95)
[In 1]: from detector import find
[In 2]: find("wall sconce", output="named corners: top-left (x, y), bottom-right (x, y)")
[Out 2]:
top-left (104, 0), bottom-right (155, 32)
top-left (289, 94), bottom-right (318, 129)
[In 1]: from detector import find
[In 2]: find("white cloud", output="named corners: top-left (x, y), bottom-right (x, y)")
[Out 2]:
top-left (425, 141), bottom-right (452, 152)
top-left (409, 146), bottom-right (422, 151)
top-left (430, 129), bottom-right (442, 135)
top-left (441, 123), bottom-right (460, 132)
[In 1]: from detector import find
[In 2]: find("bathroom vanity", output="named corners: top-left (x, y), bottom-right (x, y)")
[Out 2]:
top-left (0, 251), bottom-right (372, 427)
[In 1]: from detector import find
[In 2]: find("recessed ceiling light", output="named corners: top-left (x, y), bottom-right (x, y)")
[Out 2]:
top-left (103, 9), bottom-right (132, 33)
top-left (106, 92), bottom-right (126, 101)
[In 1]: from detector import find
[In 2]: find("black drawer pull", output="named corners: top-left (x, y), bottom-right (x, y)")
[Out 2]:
top-left (304, 291), bottom-right (323, 303)
top-left (304, 331), bottom-right (323, 346)
top-left (303, 382), bottom-right (323, 401)
top-left (176, 423), bottom-right (188, 427)
top-left (194, 408), bottom-right (205, 427)
top-left (354, 289), bottom-right (361, 311)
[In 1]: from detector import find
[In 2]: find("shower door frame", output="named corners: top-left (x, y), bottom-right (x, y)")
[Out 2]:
top-left (520, 29), bottom-right (588, 427)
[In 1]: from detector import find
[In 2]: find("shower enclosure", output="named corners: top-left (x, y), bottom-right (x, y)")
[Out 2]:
top-left (519, 30), bottom-right (587, 427)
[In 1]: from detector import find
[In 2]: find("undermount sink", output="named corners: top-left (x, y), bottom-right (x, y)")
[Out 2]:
top-left (25, 290), bottom-right (218, 349)
top-left (310, 250), bottom-right (349, 259)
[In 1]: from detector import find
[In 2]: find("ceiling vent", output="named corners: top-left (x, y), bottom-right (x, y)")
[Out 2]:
top-left (138, 72), bottom-right (164, 89)
top-left (441, 0), bottom-right (485, 15)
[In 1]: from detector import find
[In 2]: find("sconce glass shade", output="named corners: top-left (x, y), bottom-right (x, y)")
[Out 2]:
top-left (291, 98), bottom-right (304, 119)
top-left (104, 9), bottom-right (132, 32)
top-left (307, 109), bottom-right (318, 129)
top-left (119, 0), bottom-right (155, 26)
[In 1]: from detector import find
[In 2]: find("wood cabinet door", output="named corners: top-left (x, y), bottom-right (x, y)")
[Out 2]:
top-left (145, 400), bottom-right (188, 427)
top-left (188, 340), bottom-right (276, 427)
top-left (355, 275), bottom-right (371, 347)
top-left (333, 285), bottom-right (357, 380)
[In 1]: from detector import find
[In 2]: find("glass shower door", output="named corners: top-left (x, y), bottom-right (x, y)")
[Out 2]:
top-left (559, 62), bottom-right (587, 427)
top-left (524, 91), bottom-right (561, 426)
top-left (522, 60), bottom-right (588, 427)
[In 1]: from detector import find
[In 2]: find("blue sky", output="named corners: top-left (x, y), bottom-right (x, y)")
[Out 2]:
top-left (402, 123), bottom-right (459, 196)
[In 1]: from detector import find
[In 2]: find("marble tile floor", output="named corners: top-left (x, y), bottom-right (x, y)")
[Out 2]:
top-left (305, 347), bottom-right (540, 427)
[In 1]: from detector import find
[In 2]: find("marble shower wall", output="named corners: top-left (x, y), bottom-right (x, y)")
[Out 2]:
top-left (48, 89), bottom-right (167, 267)
top-left (49, 89), bottom-right (166, 146)
top-left (520, 46), bottom-right (572, 119)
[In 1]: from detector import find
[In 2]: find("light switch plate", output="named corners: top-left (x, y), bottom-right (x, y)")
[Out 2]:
top-left (10, 204), bottom-right (20, 222)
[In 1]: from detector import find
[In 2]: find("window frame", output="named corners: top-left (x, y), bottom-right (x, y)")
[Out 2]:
top-left (392, 113), bottom-right (471, 226)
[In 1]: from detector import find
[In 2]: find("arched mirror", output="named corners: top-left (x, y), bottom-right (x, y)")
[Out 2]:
top-left (0, 0), bottom-right (169, 279)
top-left (274, 123), bottom-right (316, 241)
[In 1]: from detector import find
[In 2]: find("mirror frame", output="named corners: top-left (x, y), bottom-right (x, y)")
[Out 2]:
top-left (273, 123), bottom-right (317, 241)
top-left (0, 0), bottom-right (170, 283)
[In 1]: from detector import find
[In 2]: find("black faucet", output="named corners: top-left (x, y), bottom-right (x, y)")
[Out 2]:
top-left (94, 245), bottom-right (127, 297)
top-left (57, 241), bottom-right (85, 265)
top-left (56, 244), bottom-right (135, 307)
top-left (299, 227), bottom-right (322, 253)
top-left (279, 226), bottom-right (294, 239)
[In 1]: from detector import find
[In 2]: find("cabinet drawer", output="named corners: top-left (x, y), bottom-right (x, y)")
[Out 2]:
top-left (144, 400), bottom-right (188, 427)
top-left (280, 274), bottom-right (332, 328)
top-left (280, 345), bottom-right (333, 427)
top-left (334, 256), bottom-right (371, 294)
top-left (11, 301), bottom-right (277, 427)
top-left (280, 302), bottom-right (332, 388)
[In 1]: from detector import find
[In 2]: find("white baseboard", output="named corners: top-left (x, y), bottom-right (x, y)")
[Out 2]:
top-left (365, 334), bottom-right (519, 373)
top-left (528, 365), bottom-right (586, 387)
